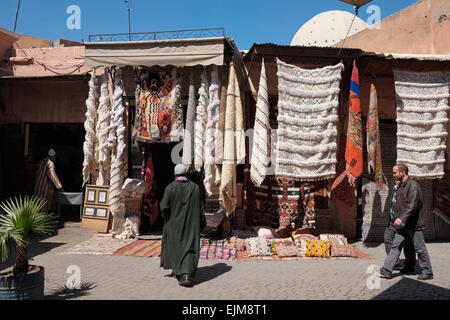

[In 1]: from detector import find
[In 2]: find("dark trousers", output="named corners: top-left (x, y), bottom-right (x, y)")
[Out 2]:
top-left (384, 223), bottom-right (414, 268)
top-left (383, 227), bottom-right (433, 275)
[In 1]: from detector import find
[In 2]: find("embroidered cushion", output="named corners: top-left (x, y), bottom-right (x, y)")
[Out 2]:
top-left (270, 238), bottom-right (296, 255)
top-left (276, 245), bottom-right (299, 257)
top-left (245, 237), bottom-right (272, 257)
top-left (228, 236), bottom-right (246, 251)
top-left (305, 240), bottom-right (332, 258)
top-left (331, 244), bottom-right (358, 258)
top-left (293, 234), bottom-right (319, 256)
top-left (320, 234), bottom-right (348, 246)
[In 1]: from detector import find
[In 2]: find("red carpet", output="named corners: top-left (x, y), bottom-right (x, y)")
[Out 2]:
top-left (113, 240), bottom-right (161, 257)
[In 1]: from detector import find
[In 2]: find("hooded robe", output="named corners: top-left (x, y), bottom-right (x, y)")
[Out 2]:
top-left (160, 179), bottom-right (205, 276)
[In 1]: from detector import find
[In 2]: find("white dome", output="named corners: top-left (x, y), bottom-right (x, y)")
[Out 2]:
top-left (291, 10), bottom-right (369, 47)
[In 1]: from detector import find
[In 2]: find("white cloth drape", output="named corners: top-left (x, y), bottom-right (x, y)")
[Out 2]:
top-left (393, 70), bottom-right (450, 179)
top-left (96, 72), bottom-right (113, 185)
top-left (194, 69), bottom-right (209, 171)
top-left (250, 57), bottom-right (270, 187)
top-left (182, 71), bottom-right (196, 171)
top-left (204, 66), bottom-right (221, 196)
top-left (220, 61), bottom-right (245, 216)
top-left (82, 70), bottom-right (99, 186)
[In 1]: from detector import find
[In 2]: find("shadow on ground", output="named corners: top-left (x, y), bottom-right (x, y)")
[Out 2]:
top-left (0, 241), bottom-right (66, 272)
top-left (195, 263), bottom-right (232, 285)
top-left (45, 282), bottom-right (97, 300)
top-left (372, 277), bottom-right (450, 300)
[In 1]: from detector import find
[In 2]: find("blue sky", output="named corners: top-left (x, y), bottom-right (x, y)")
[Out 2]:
top-left (1, 0), bottom-right (419, 49)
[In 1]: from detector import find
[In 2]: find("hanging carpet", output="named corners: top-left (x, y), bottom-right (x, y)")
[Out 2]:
top-left (132, 69), bottom-right (184, 143)
top-left (274, 58), bottom-right (344, 181)
top-left (393, 70), bottom-right (450, 179)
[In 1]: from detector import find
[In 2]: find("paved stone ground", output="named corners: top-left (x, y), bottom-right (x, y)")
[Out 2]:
top-left (1, 222), bottom-right (450, 300)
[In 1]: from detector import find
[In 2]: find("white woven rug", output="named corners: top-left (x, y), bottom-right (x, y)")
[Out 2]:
top-left (274, 58), bottom-right (344, 181)
top-left (393, 70), bottom-right (450, 179)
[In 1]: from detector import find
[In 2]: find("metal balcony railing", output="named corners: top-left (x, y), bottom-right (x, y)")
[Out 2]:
top-left (88, 28), bottom-right (225, 42)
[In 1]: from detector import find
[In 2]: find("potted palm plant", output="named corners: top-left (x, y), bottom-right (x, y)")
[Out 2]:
top-left (0, 196), bottom-right (56, 300)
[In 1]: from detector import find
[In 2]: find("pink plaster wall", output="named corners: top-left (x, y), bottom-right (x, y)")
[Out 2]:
top-left (335, 0), bottom-right (450, 54)
top-left (0, 46), bottom-right (92, 77)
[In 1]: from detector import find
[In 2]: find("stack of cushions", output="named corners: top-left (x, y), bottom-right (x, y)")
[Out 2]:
top-left (269, 238), bottom-right (296, 255)
top-left (293, 234), bottom-right (319, 257)
top-left (305, 240), bottom-right (332, 258)
top-left (319, 234), bottom-right (357, 258)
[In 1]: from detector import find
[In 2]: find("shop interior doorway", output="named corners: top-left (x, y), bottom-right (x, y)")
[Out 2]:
top-left (27, 123), bottom-right (84, 221)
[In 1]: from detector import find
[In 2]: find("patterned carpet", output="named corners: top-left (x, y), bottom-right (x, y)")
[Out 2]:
top-left (113, 240), bottom-right (162, 257)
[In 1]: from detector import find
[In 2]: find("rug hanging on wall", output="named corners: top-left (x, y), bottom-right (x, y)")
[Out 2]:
top-left (393, 70), bottom-right (450, 179)
top-left (132, 69), bottom-right (184, 143)
top-left (274, 58), bottom-right (344, 181)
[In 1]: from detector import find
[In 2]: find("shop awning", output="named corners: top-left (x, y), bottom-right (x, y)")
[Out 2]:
top-left (84, 37), bottom-right (226, 67)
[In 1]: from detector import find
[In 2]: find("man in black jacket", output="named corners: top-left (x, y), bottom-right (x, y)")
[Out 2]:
top-left (380, 164), bottom-right (433, 280)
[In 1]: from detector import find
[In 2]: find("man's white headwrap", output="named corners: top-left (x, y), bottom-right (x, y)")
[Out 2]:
top-left (48, 148), bottom-right (56, 156)
top-left (174, 164), bottom-right (187, 176)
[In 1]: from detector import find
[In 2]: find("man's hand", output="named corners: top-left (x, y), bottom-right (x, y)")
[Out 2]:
top-left (59, 187), bottom-right (65, 192)
top-left (394, 218), bottom-right (403, 228)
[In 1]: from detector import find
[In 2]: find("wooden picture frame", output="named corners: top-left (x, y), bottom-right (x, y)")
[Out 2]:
top-left (82, 184), bottom-right (111, 233)
top-left (83, 184), bottom-right (109, 206)
top-left (82, 204), bottom-right (110, 220)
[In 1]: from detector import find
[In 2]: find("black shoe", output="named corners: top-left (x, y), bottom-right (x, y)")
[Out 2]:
top-left (417, 273), bottom-right (433, 280)
top-left (379, 268), bottom-right (393, 279)
top-left (178, 274), bottom-right (194, 287)
top-left (393, 263), bottom-right (403, 271)
top-left (400, 267), bottom-right (415, 274)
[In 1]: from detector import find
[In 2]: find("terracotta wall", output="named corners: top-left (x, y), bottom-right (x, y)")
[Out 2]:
top-left (335, 0), bottom-right (450, 55)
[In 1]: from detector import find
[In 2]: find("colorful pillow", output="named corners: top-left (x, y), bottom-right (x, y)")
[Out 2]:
top-left (270, 238), bottom-right (295, 255)
top-left (228, 237), bottom-right (246, 251)
top-left (276, 246), bottom-right (299, 257)
top-left (293, 234), bottom-right (319, 256)
top-left (245, 237), bottom-right (272, 256)
top-left (320, 234), bottom-right (348, 246)
top-left (305, 240), bottom-right (331, 258)
top-left (331, 244), bottom-right (358, 258)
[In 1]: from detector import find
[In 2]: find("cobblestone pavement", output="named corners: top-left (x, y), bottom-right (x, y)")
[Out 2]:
top-left (1, 222), bottom-right (450, 300)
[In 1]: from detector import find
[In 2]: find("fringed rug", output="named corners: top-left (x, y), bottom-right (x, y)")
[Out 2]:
top-left (393, 70), bottom-right (450, 179)
top-left (60, 234), bottom-right (135, 255)
top-left (275, 58), bottom-right (344, 181)
top-left (113, 240), bottom-right (162, 257)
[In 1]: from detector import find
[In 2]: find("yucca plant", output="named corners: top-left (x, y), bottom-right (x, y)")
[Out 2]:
top-left (0, 196), bottom-right (57, 275)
